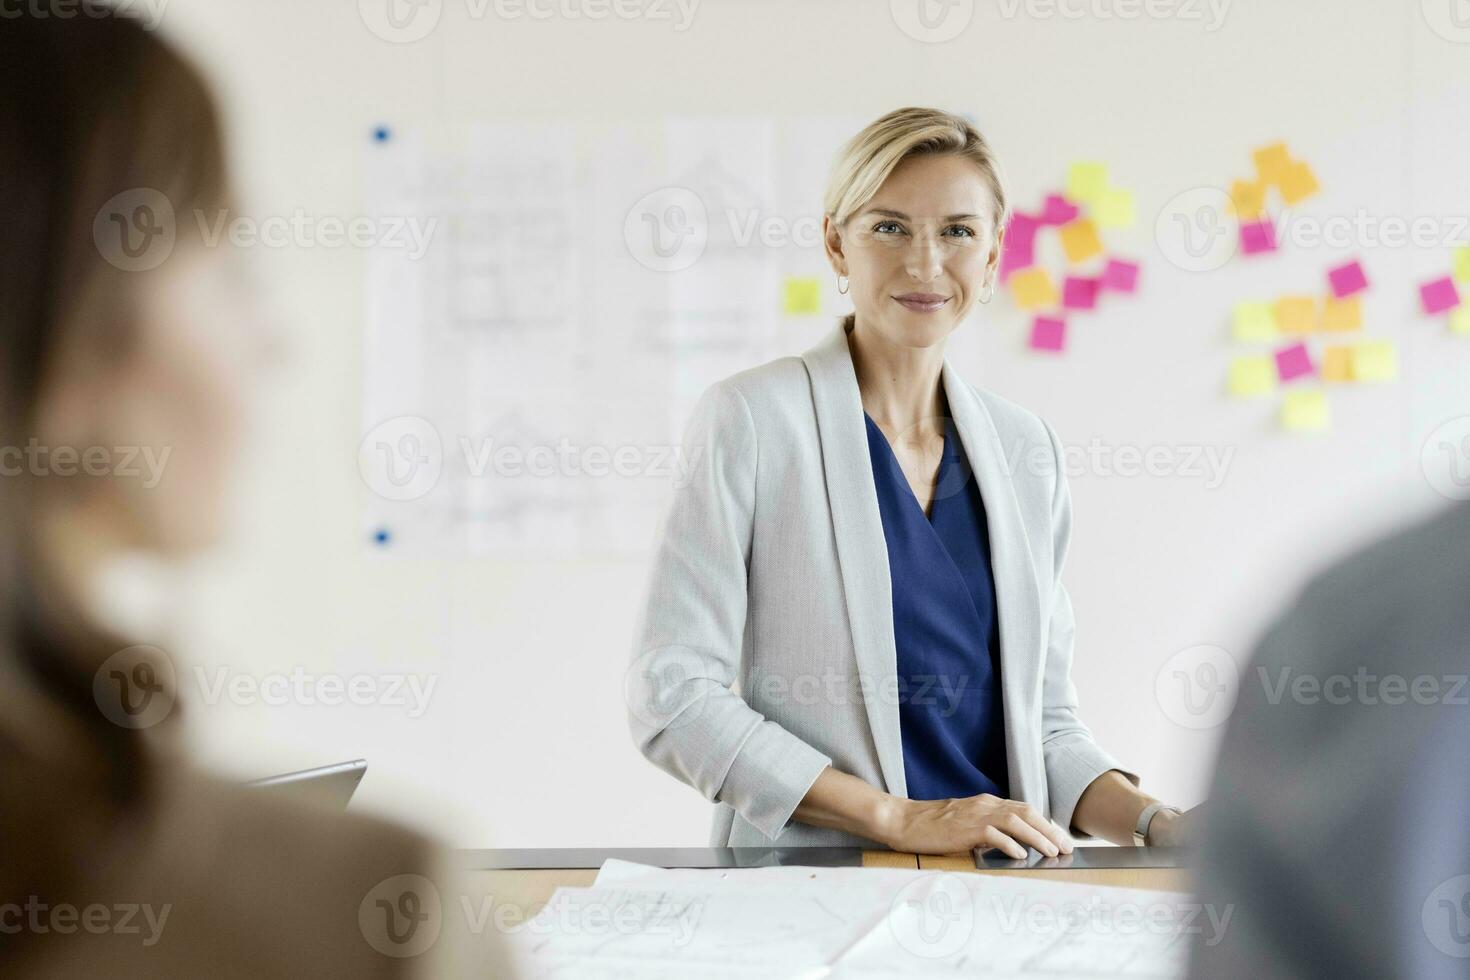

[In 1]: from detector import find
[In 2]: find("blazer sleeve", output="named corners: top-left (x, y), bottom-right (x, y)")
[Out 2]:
top-left (1037, 417), bottom-right (1141, 839)
top-left (627, 380), bottom-right (832, 841)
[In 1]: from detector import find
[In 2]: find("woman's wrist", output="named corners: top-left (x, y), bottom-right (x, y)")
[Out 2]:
top-left (867, 793), bottom-right (909, 848)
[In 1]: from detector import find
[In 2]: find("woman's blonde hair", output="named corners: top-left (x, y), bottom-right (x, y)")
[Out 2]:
top-left (824, 106), bottom-right (1010, 229)
top-left (823, 108), bottom-right (1010, 329)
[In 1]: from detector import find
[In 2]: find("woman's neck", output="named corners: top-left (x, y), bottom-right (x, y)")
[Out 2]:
top-left (845, 318), bottom-right (948, 431)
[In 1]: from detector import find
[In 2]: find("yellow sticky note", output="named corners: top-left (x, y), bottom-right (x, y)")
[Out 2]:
top-left (1009, 267), bottom-right (1058, 310)
top-left (1351, 341), bottom-right (1398, 382)
top-left (1274, 296), bottom-right (1319, 333)
top-left (1321, 296), bottom-right (1362, 332)
top-left (1232, 302), bottom-right (1277, 342)
top-left (1228, 355), bottom-right (1276, 397)
top-left (1228, 179), bottom-right (1268, 218)
top-left (1253, 142), bottom-right (1293, 186)
top-left (782, 277), bottom-right (821, 314)
top-left (1451, 306), bottom-right (1470, 334)
top-left (1095, 188), bottom-right (1136, 229)
top-left (1059, 218), bottom-right (1104, 264)
top-left (1322, 345), bottom-right (1355, 382)
top-left (1067, 162), bottom-right (1108, 205)
top-left (1281, 389), bottom-right (1330, 432)
top-left (1278, 161), bottom-right (1320, 206)
top-left (1453, 246), bottom-right (1470, 285)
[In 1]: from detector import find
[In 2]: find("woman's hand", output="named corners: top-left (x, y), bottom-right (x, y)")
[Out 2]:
top-left (877, 793), bottom-right (1075, 858)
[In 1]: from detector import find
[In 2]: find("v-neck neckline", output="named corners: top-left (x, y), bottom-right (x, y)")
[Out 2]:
top-left (863, 410), bottom-right (949, 523)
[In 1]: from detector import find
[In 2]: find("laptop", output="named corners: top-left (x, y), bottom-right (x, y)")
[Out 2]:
top-left (246, 759), bottom-right (367, 811)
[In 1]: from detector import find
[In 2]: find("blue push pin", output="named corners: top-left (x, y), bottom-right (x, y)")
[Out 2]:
top-left (373, 527), bottom-right (392, 546)
top-left (372, 125), bottom-right (392, 144)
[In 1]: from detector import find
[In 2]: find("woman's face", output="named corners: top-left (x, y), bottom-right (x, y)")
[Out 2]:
top-left (826, 153), bottom-right (1003, 349)
top-left (36, 241), bottom-right (276, 557)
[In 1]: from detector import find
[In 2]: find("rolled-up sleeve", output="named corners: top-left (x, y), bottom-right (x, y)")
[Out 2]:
top-left (626, 381), bottom-right (831, 841)
top-left (1037, 418), bottom-right (1139, 839)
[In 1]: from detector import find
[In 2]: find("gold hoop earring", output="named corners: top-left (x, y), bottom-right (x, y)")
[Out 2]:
top-left (979, 280), bottom-right (995, 304)
top-left (837, 274), bottom-right (850, 295)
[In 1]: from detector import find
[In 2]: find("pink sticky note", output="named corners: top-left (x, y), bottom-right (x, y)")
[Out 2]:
top-left (1327, 260), bottom-right (1368, 298)
top-left (1006, 212), bottom-right (1040, 251)
top-left (1420, 276), bottom-right (1462, 315)
top-left (1240, 219), bottom-right (1278, 255)
top-left (1100, 259), bottom-right (1139, 293)
top-left (998, 240), bottom-right (1035, 282)
top-left (1062, 276), bottom-right (1099, 310)
top-left (1274, 342), bottom-right (1314, 382)
top-left (1039, 194), bottom-right (1080, 226)
top-left (1029, 316), bottom-right (1067, 352)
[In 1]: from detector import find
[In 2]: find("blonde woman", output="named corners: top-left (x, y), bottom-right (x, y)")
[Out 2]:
top-left (630, 107), bottom-right (1196, 856)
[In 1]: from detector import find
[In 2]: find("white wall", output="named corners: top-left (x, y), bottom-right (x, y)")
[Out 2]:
top-left (138, 0), bottom-right (1470, 847)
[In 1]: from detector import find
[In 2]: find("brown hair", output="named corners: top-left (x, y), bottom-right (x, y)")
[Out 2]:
top-left (823, 107), bottom-right (1010, 333)
top-left (0, 10), bottom-right (228, 922)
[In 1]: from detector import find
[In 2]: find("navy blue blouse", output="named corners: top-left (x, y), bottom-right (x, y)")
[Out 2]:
top-left (863, 411), bottom-right (1010, 802)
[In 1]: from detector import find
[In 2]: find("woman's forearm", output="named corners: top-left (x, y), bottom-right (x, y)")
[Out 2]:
top-left (1070, 768), bottom-right (1158, 846)
top-left (792, 766), bottom-right (903, 845)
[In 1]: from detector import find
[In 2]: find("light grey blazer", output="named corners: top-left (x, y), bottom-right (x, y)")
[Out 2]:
top-left (628, 321), bottom-right (1137, 848)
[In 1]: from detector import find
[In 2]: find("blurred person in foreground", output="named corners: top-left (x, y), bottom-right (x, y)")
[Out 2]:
top-left (0, 12), bottom-right (513, 978)
top-left (1190, 501), bottom-right (1470, 978)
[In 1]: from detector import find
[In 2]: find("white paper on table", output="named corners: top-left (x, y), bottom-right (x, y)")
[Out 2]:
top-left (509, 861), bottom-right (1213, 978)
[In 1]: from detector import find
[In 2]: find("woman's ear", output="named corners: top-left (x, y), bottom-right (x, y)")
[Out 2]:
top-left (822, 214), bottom-right (847, 276)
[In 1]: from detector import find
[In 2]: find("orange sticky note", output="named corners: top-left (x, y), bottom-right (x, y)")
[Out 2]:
top-left (1059, 218), bottom-right (1104, 264)
top-left (1321, 296), bottom-right (1362, 332)
top-left (1321, 345), bottom-right (1354, 382)
top-left (1228, 179), bottom-right (1268, 218)
top-left (1278, 161), bottom-right (1320, 206)
top-left (1274, 296), bottom-right (1319, 333)
top-left (1009, 267), bottom-right (1058, 310)
top-left (1253, 142), bottom-right (1293, 186)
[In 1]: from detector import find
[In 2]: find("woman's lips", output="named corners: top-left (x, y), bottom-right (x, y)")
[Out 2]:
top-left (894, 294), bottom-right (949, 313)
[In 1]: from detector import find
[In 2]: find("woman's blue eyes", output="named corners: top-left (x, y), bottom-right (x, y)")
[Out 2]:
top-left (872, 220), bottom-right (977, 239)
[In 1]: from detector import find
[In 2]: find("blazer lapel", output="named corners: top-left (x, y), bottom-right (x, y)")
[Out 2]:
top-left (800, 323), bottom-right (907, 799)
top-left (941, 358), bottom-right (1044, 806)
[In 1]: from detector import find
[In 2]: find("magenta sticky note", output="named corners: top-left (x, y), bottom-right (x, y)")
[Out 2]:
top-left (1039, 194), bottom-right (1079, 226)
top-left (998, 240), bottom-right (1035, 282)
top-left (1006, 212), bottom-right (1040, 251)
top-left (1327, 260), bottom-right (1368, 298)
top-left (1029, 316), bottom-right (1067, 352)
top-left (1100, 259), bottom-right (1140, 293)
top-left (1274, 342), bottom-right (1314, 382)
top-left (1420, 276), bottom-right (1462, 315)
top-left (1240, 219), bottom-right (1278, 255)
top-left (1062, 276), bottom-right (1099, 310)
